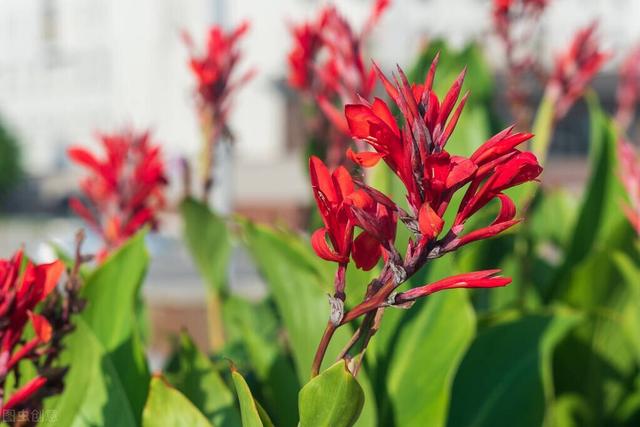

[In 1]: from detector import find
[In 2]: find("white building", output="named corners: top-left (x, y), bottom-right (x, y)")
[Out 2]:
top-left (0, 0), bottom-right (639, 203)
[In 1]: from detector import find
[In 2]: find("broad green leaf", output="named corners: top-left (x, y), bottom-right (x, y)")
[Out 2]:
top-left (231, 368), bottom-right (275, 427)
top-left (553, 234), bottom-right (640, 424)
top-left (180, 197), bottom-right (232, 349)
top-left (221, 295), bottom-right (300, 427)
top-left (530, 95), bottom-right (556, 167)
top-left (180, 197), bottom-right (232, 292)
top-left (240, 221), bottom-right (377, 426)
top-left (42, 319), bottom-right (139, 427)
top-left (164, 333), bottom-right (239, 427)
top-left (447, 313), bottom-right (579, 427)
top-left (370, 256), bottom-right (476, 427)
top-left (384, 291), bottom-right (475, 426)
top-left (142, 376), bottom-right (213, 427)
top-left (548, 96), bottom-right (625, 301)
top-left (79, 230), bottom-right (150, 419)
top-left (239, 221), bottom-right (348, 379)
top-left (299, 361), bottom-right (365, 427)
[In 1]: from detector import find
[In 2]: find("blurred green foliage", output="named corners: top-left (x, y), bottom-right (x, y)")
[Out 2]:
top-left (0, 117), bottom-right (22, 198)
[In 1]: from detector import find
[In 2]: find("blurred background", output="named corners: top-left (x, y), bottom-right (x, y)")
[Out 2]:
top-left (1, 0), bottom-right (639, 363)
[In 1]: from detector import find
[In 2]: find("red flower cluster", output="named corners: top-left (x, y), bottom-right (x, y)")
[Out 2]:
top-left (309, 55), bottom-right (542, 376)
top-left (309, 55), bottom-right (541, 321)
top-left (288, 0), bottom-right (390, 166)
top-left (184, 22), bottom-right (254, 199)
top-left (616, 46), bottom-right (640, 132)
top-left (619, 141), bottom-right (640, 235)
top-left (546, 23), bottom-right (609, 120)
top-left (68, 129), bottom-right (167, 260)
top-left (493, 0), bottom-right (548, 40)
top-left (0, 252), bottom-right (64, 414)
top-left (184, 22), bottom-right (254, 139)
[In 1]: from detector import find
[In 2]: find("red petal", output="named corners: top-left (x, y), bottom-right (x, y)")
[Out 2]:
top-left (311, 228), bottom-right (347, 263)
top-left (35, 260), bottom-right (64, 301)
top-left (331, 166), bottom-right (354, 200)
top-left (345, 104), bottom-right (377, 139)
top-left (309, 156), bottom-right (338, 205)
top-left (371, 97), bottom-right (400, 137)
top-left (352, 232), bottom-right (382, 271)
top-left (418, 202), bottom-right (444, 240)
top-left (29, 312), bottom-right (52, 343)
top-left (347, 148), bottom-right (383, 167)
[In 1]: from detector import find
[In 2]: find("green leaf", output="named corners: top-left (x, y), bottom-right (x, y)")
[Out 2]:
top-left (240, 221), bottom-right (378, 426)
top-left (42, 319), bottom-right (139, 427)
top-left (231, 368), bottom-right (275, 427)
top-left (447, 313), bottom-right (580, 427)
top-left (530, 95), bottom-right (556, 167)
top-left (239, 221), bottom-right (343, 379)
top-left (43, 231), bottom-right (151, 426)
top-left (548, 96), bottom-right (625, 301)
top-left (372, 256), bottom-right (476, 427)
top-left (164, 333), bottom-right (239, 427)
top-left (143, 376), bottom-right (213, 427)
top-left (80, 230), bottom-right (150, 419)
top-left (299, 361), bottom-right (365, 427)
top-left (220, 295), bottom-right (300, 427)
top-left (383, 292), bottom-right (475, 426)
top-left (180, 197), bottom-right (232, 292)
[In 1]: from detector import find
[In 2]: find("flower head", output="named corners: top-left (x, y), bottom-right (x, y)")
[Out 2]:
top-left (184, 22), bottom-right (254, 137)
top-left (345, 58), bottom-right (541, 252)
top-left (309, 53), bottom-right (543, 377)
top-left (619, 140), bottom-right (640, 235)
top-left (0, 252), bottom-right (64, 414)
top-left (309, 156), bottom-right (397, 271)
top-left (288, 1), bottom-right (390, 167)
top-left (68, 129), bottom-right (167, 259)
top-left (616, 45), bottom-right (640, 132)
top-left (546, 22), bottom-right (610, 120)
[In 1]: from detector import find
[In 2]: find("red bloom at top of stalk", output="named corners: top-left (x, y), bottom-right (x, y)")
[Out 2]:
top-left (546, 22), bottom-right (610, 120)
top-left (492, 0), bottom-right (548, 39)
top-left (618, 140), bottom-right (640, 235)
top-left (287, 0), bottom-right (390, 134)
top-left (345, 57), bottom-right (541, 253)
top-left (616, 45), bottom-right (640, 132)
top-left (184, 22), bottom-right (255, 137)
top-left (0, 252), bottom-right (64, 413)
top-left (68, 129), bottom-right (167, 259)
top-left (309, 156), bottom-right (397, 271)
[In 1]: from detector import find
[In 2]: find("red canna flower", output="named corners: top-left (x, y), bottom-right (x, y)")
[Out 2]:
top-left (0, 252), bottom-right (64, 416)
top-left (492, 0), bottom-right (548, 128)
top-left (310, 53), bottom-right (542, 377)
top-left (288, 0), bottom-right (390, 168)
top-left (618, 140), bottom-right (640, 235)
top-left (68, 129), bottom-right (167, 260)
top-left (616, 45), bottom-right (640, 133)
top-left (345, 58), bottom-right (541, 252)
top-left (309, 156), bottom-right (397, 273)
top-left (546, 22), bottom-right (610, 121)
top-left (184, 22), bottom-right (255, 199)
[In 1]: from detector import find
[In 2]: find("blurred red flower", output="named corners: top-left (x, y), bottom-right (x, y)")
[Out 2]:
top-left (546, 23), bottom-right (609, 120)
top-left (0, 252), bottom-right (64, 414)
top-left (616, 45), bottom-right (640, 132)
top-left (68, 129), bottom-right (167, 260)
top-left (288, 0), bottom-right (390, 167)
top-left (184, 22), bottom-right (254, 141)
top-left (184, 22), bottom-right (255, 199)
top-left (619, 141), bottom-right (640, 235)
